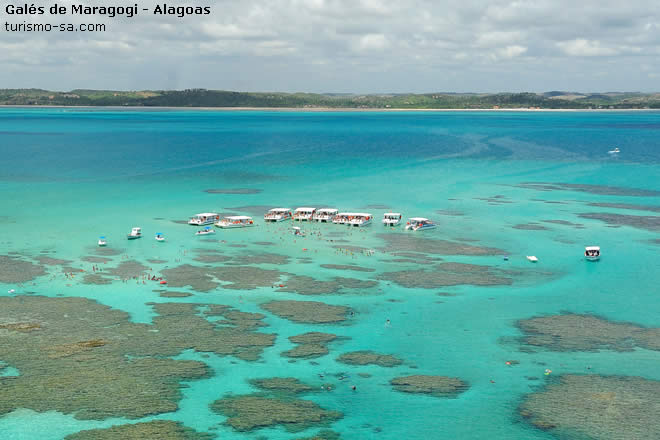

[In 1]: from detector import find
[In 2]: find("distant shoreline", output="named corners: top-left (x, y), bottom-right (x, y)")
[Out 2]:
top-left (1, 105), bottom-right (658, 112)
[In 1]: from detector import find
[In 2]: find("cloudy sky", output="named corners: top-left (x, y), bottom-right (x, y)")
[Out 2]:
top-left (1, 0), bottom-right (659, 92)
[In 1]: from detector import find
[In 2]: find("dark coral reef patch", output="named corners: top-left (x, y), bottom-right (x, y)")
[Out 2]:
top-left (519, 374), bottom-right (660, 439)
top-left (261, 300), bottom-right (352, 324)
top-left (378, 262), bottom-right (514, 289)
top-left (517, 313), bottom-right (660, 352)
top-left (282, 332), bottom-right (339, 359)
top-left (0, 296), bottom-right (275, 420)
top-left (337, 351), bottom-right (403, 367)
top-left (64, 420), bottom-right (213, 440)
top-left (390, 375), bottom-right (468, 397)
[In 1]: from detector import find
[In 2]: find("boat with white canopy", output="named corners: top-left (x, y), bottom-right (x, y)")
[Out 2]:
top-left (127, 227), bottom-right (142, 240)
top-left (98, 236), bottom-right (107, 246)
top-left (188, 213), bottom-right (219, 226)
top-left (405, 217), bottom-right (437, 231)
top-left (293, 207), bottom-right (316, 221)
top-left (585, 246), bottom-right (600, 261)
top-left (382, 213), bottom-right (402, 226)
top-left (334, 212), bottom-right (372, 227)
top-left (264, 208), bottom-right (292, 222)
top-left (313, 208), bottom-right (338, 222)
top-left (215, 216), bottom-right (255, 229)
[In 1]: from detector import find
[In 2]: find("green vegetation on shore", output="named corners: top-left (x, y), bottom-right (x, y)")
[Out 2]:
top-left (1, 88), bottom-right (659, 109)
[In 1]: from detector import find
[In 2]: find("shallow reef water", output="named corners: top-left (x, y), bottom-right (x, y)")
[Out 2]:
top-left (1, 109), bottom-right (659, 440)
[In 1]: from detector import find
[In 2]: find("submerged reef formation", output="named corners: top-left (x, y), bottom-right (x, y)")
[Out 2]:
top-left (577, 212), bottom-right (660, 232)
top-left (211, 394), bottom-right (342, 432)
top-left (376, 234), bottom-right (505, 256)
top-left (517, 313), bottom-right (660, 352)
top-left (519, 374), bottom-right (660, 439)
top-left (586, 202), bottom-right (660, 213)
top-left (320, 264), bottom-right (375, 273)
top-left (512, 223), bottom-right (549, 230)
top-left (337, 351), bottom-right (403, 367)
top-left (0, 255), bottom-right (46, 283)
top-left (515, 182), bottom-right (660, 197)
top-left (541, 219), bottom-right (585, 228)
top-left (278, 275), bottom-right (378, 295)
top-left (282, 332), bottom-right (339, 358)
top-left (64, 421), bottom-right (213, 440)
top-left (161, 264), bottom-right (282, 291)
top-left (250, 377), bottom-right (315, 395)
top-left (0, 296), bottom-right (275, 420)
top-left (295, 430), bottom-right (341, 440)
top-left (390, 375), bottom-right (468, 397)
top-left (261, 300), bottom-right (352, 324)
top-left (378, 262), bottom-right (513, 289)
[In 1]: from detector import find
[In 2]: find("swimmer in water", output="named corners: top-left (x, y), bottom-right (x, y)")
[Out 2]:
top-left (385, 319), bottom-right (391, 327)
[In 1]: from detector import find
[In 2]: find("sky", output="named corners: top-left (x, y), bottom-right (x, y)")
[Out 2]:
top-left (1, 0), bottom-right (659, 92)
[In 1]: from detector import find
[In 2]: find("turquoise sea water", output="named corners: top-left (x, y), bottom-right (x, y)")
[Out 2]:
top-left (0, 108), bottom-right (659, 439)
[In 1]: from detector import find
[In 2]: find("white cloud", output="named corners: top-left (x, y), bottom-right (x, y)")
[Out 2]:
top-left (1, 0), bottom-right (659, 91)
top-left (557, 39), bottom-right (618, 56)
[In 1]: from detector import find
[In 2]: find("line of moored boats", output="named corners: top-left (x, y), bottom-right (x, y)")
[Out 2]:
top-left (189, 208), bottom-right (437, 231)
top-left (99, 207), bottom-right (601, 262)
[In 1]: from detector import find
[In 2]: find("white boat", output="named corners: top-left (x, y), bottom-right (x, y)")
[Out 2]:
top-left (405, 217), bottom-right (437, 231)
top-left (188, 213), bottom-right (219, 226)
top-left (264, 208), bottom-right (292, 222)
top-left (527, 256), bottom-right (539, 263)
top-left (382, 213), bottom-right (402, 226)
top-left (127, 227), bottom-right (142, 240)
top-left (155, 233), bottom-right (165, 242)
top-left (292, 226), bottom-right (305, 236)
top-left (343, 212), bottom-right (373, 227)
top-left (332, 213), bottom-right (348, 224)
top-left (293, 207), bottom-right (316, 221)
top-left (195, 226), bottom-right (216, 235)
top-left (585, 246), bottom-right (600, 261)
top-left (98, 236), bottom-right (107, 247)
top-left (313, 208), bottom-right (338, 223)
top-left (608, 147), bottom-right (620, 154)
top-left (216, 216), bottom-right (255, 229)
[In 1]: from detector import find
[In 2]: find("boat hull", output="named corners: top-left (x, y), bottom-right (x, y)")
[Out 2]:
top-left (127, 235), bottom-right (142, 240)
top-left (216, 223), bottom-right (255, 229)
top-left (585, 255), bottom-right (600, 261)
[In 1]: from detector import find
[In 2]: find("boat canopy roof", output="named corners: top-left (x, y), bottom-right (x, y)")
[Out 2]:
top-left (193, 213), bottom-right (218, 217)
top-left (131, 227), bottom-right (141, 230)
top-left (409, 217), bottom-right (430, 222)
top-left (268, 208), bottom-right (290, 212)
top-left (585, 246), bottom-right (601, 251)
top-left (294, 207), bottom-right (316, 212)
top-left (317, 208), bottom-right (338, 213)
top-left (384, 212), bottom-right (401, 217)
top-left (338, 212), bottom-right (372, 217)
top-left (225, 216), bottom-right (252, 220)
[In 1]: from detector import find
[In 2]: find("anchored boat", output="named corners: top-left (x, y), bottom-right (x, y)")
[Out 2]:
top-left (405, 217), bottom-right (437, 231)
top-left (585, 246), bottom-right (600, 261)
top-left (155, 233), bottom-right (165, 242)
top-left (98, 236), bottom-right (107, 247)
top-left (382, 213), bottom-right (402, 226)
top-left (127, 227), bottom-right (142, 240)
top-left (195, 226), bottom-right (216, 235)
top-left (264, 208), bottom-right (292, 222)
top-left (188, 213), bottom-right (219, 226)
top-left (293, 207), bottom-right (316, 221)
top-left (313, 208), bottom-right (338, 223)
top-left (216, 216), bottom-right (255, 229)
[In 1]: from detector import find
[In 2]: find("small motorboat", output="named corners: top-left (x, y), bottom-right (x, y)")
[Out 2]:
top-left (292, 226), bottom-right (305, 236)
top-left (382, 213), bottom-right (402, 227)
top-left (98, 236), bottom-right (107, 247)
top-left (526, 256), bottom-right (538, 263)
top-left (585, 246), bottom-right (600, 261)
top-left (155, 233), bottom-right (165, 242)
top-left (127, 227), bottom-right (142, 240)
top-left (195, 226), bottom-right (216, 236)
top-left (608, 147), bottom-right (620, 154)
top-left (405, 217), bottom-right (437, 231)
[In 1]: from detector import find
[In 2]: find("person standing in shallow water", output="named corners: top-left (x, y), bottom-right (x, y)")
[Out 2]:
top-left (385, 319), bottom-right (391, 327)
